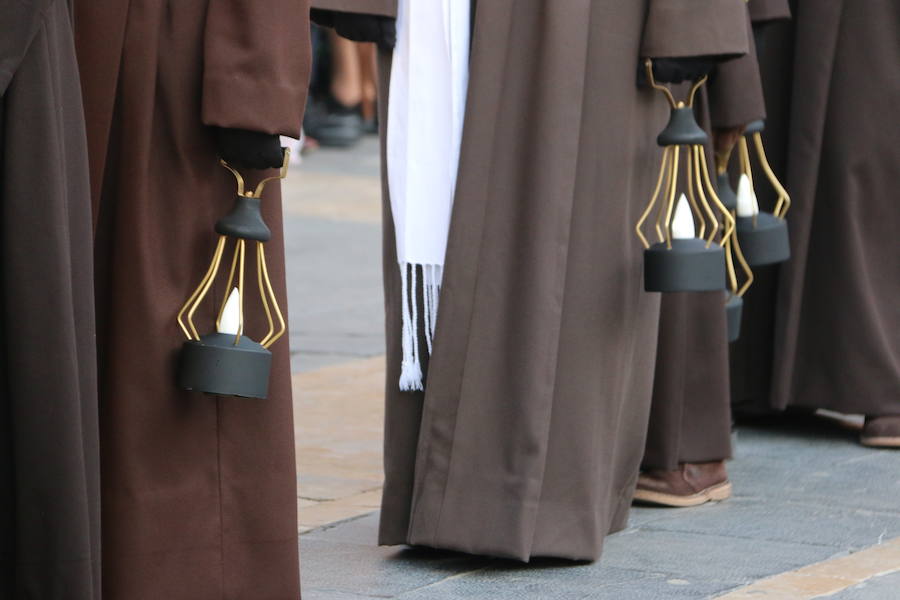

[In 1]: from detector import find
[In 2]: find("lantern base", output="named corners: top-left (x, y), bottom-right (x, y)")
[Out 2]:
top-left (726, 294), bottom-right (743, 343)
top-left (178, 333), bottom-right (272, 399)
top-left (644, 239), bottom-right (726, 292)
top-left (736, 212), bottom-right (790, 266)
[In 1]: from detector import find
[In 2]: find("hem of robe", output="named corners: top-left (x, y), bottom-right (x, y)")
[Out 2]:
top-left (381, 475), bottom-right (638, 562)
top-left (773, 388), bottom-right (900, 417)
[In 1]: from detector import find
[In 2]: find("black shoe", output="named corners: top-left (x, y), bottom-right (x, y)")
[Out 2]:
top-left (303, 95), bottom-right (363, 147)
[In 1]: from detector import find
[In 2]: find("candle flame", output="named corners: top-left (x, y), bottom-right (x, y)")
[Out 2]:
top-left (671, 193), bottom-right (696, 240)
top-left (217, 288), bottom-right (241, 335)
top-left (736, 174), bottom-right (760, 218)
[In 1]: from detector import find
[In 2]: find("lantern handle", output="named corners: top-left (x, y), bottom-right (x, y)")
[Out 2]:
top-left (643, 59), bottom-right (708, 109)
top-left (219, 147), bottom-right (291, 199)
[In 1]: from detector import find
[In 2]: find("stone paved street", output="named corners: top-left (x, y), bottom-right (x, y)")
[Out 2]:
top-left (285, 139), bottom-right (900, 599)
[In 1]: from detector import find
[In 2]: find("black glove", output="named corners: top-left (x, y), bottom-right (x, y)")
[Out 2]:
top-left (213, 128), bottom-right (284, 170)
top-left (638, 57), bottom-right (718, 86)
top-left (311, 9), bottom-right (396, 50)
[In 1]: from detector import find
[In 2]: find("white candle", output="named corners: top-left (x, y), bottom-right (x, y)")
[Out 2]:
top-left (671, 193), bottom-right (696, 240)
top-left (736, 174), bottom-right (760, 218)
top-left (218, 288), bottom-right (241, 335)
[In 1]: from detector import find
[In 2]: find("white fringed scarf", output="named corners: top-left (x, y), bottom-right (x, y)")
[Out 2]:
top-left (387, 0), bottom-right (471, 391)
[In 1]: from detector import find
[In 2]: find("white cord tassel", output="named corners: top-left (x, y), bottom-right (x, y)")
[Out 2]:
top-left (423, 265), bottom-right (434, 354)
top-left (398, 262), bottom-right (445, 392)
top-left (431, 265), bottom-right (441, 337)
top-left (399, 263), bottom-right (424, 391)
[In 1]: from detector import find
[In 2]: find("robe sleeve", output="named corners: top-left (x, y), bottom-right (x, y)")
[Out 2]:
top-left (748, 0), bottom-right (791, 24)
top-left (310, 0), bottom-right (397, 18)
top-left (641, 0), bottom-right (750, 60)
top-left (201, 0), bottom-right (311, 138)
top-left (0, 0), bottom-right (55, 94)
top-left (707, 0), bottom-right (791, 128)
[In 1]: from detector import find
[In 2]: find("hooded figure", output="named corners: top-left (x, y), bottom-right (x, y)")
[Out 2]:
top-left (730, 0), bottom-right (900, 447)
top-left (1, 0), bottom-right (100, 598)
top-left (74, 1), bottom-right (311, 596)
top-left (637, 0), bottom-right (791, 508)
top-left (314, 0), bottom-right (750, 561)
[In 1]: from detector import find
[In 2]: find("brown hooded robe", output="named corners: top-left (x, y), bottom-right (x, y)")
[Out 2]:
top-left (74, 1), bottom-right (310, 597)
top-left (642, 0), bottom-right (789, 471)
top-left (316, 0), bottom-right (750, 561)
top-left (731, 0), bottom-right (900, 416)
top-left (1, 1), bottom-right (100, 598)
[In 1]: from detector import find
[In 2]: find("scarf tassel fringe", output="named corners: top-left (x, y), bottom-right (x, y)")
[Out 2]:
top-left (399, 262), bottom-right (441, 392)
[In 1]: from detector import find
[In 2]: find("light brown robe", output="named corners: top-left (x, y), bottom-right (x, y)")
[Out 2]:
top-left (732, 0), bottom-right (900, 416)
top-left (643, 0), bottom-right (783, 471)
top-left (74, 1), bottom-right (310, 597)
top-left (1, 1), bottom-right (100, 597)
top-left (317, 0), bottom-right (750, 561)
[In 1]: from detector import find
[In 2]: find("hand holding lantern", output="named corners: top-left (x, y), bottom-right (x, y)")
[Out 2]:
top-left (636, 59), bottom-right (735, 292)
top-left (176, 150), bottom-right (290, 399)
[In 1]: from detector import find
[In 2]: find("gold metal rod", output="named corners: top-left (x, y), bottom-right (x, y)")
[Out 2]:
top-left (686, 148), bottom-right (706, 239)
top-left (251, 148), bottom-right (292, 198)
top-left (687, 75), bottom-right (709, 108)
top-left (234, 239), bottom-right (246, 346)
top-left (259, 245), bottom-right (286, 349)
top-left (752, 132), bottom-right (791, 217)
top-left (636, 146), bottom-right (671, 248)
top-left (219, 160), bottom-right (247, 197)
top-left (692, 146), bottom-right (719, 246)
top-left (215, 239), bottom-right (241, 332)
top-left (740, 138), bottom-right (757, 229)
top-left (664, 145), bottom-right (681, 249)
top-left (644, 59), bottom-right (678, 109)
top-left (738, 137), bottom-right (754, 188)
top-left (178, 236), bottom-right (227, 340)
top-left (716, 144), bottom-right (735, 176)
top-left (655, 149), bottom-right (674, 243)
top-left (725, 236), bottom-right (738, 294)
top-left (732, 226), bottom-right (755, 297)
top-left (698, 147), bottom-right (735, 245)
top-left (184, 236), bottom-right (227, 340)
top-left (257, 242), bottom-right (276, 346)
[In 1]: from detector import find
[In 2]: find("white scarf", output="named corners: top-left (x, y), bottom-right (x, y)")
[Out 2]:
top-left (387, 0), bottom-right (471, 391)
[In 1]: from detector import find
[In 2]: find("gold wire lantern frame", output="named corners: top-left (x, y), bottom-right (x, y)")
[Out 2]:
top-left (737, 131), bottom-right (792, 223)
top-left (724, 218), bottom-right (754, 298)
top-left (176, 151), bottom-right (290, 349)
top-left (713, 147), bottom-right (755, 299)
top-left (635, 60), bottom-right (736, 252)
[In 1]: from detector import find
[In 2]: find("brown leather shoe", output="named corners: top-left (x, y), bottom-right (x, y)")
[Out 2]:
top-left (633, 461), bottom-right (732, 507)
top-left (861, 416), bottom-right (900, 448)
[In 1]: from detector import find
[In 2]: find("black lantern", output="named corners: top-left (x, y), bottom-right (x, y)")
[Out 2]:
top-left (636, 60), bottom-right (734, 292)
top-left (714, 144), bottom-right (754, 342)
top-left (176, 150), bottom-right (290, 399)
top-left (723, 230), bottom-right (754, 343)
top-left (734, 120), bottom-right (791, 266)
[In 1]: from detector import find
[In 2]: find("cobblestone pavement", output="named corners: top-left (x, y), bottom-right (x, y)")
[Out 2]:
top-left (286, 138), bottom-right (900, 599)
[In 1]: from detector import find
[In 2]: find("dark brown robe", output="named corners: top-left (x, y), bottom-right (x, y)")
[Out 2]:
top-left (643, 0), bottom-right (783, 471)
top-left (317, 0), bottom-right (749, 561)
top-left (1, 0), bottom-right (100, 597)
top-left (74, 1), bottom-right (310, 597)
top-left (732, 0), bottom-right (900, 416)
